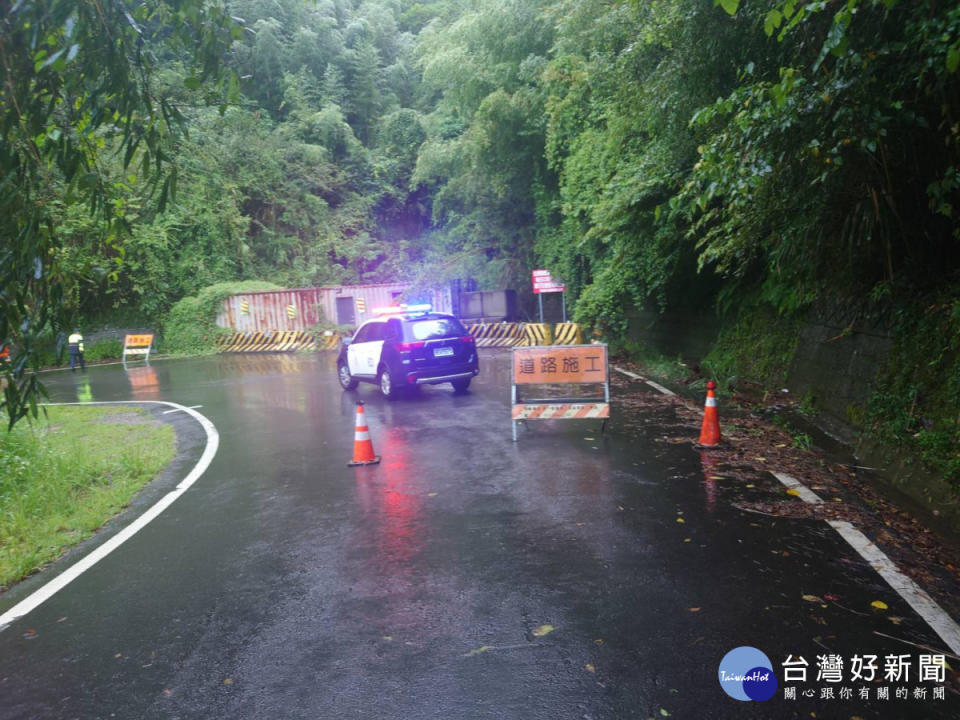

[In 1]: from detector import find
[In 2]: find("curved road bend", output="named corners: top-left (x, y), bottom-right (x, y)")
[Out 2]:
top-left (0, 353), bottom-right (957, 719)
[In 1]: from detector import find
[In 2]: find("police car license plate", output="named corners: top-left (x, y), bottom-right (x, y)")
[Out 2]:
top-left (434, 346), bottom-right (454, 357)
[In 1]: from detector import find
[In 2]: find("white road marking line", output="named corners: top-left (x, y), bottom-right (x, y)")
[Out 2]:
top-left (771, 471), bottom-right (825, 505)
top-left (0, 401), bottom-right (219, 631)
top-left (610, 362), bottom-right (960, 652)
top-left (644, 380), bottom-right (675, 396)
top-left (37, 359), bottom-right (166, 373)
top-left (828, 520), bottom-right (960, 655)
top-left (613, 366), bottom-right (643, 380)
top-left (771, 471), bottom-right (960, 654)
top-left (611, 366), bottom-right (676, 396)
top-left (162, 405), bottom-right (203, 414)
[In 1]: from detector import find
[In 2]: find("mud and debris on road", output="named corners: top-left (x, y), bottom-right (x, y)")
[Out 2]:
top-left (608, 361), bottom-right (960, 627)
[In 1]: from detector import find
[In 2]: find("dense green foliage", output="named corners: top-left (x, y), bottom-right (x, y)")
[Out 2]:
top-left (164, 281), bottom-right (281, 355)
top-left (703, 306), bottom-right (804, 390)
top-left (0, 0), bottom-right (239, 426)
top-left (3, 0), bottom-right (960, 490)
top-left (866, 287), bottom-right (960, 482)
top-left (9, 0), bottom-right (959, 334)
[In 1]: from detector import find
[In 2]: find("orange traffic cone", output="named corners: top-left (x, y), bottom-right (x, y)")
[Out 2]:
top-left (698, 380), bottom-right (722, 447)
top-left (348, 401), bottom-right (381, 466)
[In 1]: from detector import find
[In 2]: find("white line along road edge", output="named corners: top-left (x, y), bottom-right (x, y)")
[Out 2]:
top-left (612, 365), bottom-right (676, 396)
top-left (553, 366), bottom-right (959, 654)
top-left (829, 519), bottom-right (960, 656)
top-left (771, 471), bottom-right (960, 655)
top-left (0, 401), bottom-right (219, 631)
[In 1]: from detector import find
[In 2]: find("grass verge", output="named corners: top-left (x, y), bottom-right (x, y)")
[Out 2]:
top-left (0, 405), bottom-right (175, 590)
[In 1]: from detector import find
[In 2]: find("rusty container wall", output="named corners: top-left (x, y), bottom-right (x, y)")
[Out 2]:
top-left (327, 283), bottom-right (453, 326)
top-left (217, 288), bottom-right (326, 333)
top-left (217, 284), bottom-right (453, 332)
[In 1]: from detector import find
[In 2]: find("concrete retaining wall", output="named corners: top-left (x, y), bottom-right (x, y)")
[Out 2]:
top-left (627, 301), bottom-right (960, 533)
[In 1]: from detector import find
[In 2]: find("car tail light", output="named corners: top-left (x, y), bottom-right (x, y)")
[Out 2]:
top-left (460, 336), bottom-right (475, 344)
top-left (397, 341), bottom-right (425, 351)
top-left (407, 373), bottom-right (417, 384)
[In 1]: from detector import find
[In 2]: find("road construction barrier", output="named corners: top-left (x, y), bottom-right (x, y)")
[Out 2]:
top-left (217, 330), bottom-right (317, 353)
top-left (511, 344), bottom-right (610, 441)
top-left (122, 334), bottom-right (154, 367)
top-left (467, 322), bottom-right (524, 348)
top-left (552, 322), bottom-right (582, 345)
top-left (522, 323), bottom-right (552, 346)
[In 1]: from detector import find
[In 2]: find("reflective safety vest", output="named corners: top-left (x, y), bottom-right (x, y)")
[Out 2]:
top-left (68, 332), bottom-right (84, 352)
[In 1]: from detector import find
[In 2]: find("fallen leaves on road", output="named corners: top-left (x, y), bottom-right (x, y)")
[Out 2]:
top-left (610, 362), bottom-right (960, 624)
top-left (531, 624), bottom-right (554, 637)
top-left (463, 645), bottom-right (493, 657)
top-left (871, 600), bottom-right (889, 610)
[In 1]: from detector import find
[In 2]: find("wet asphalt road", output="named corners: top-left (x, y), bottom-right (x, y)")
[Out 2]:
top-left (0, 352), bottom-right (957, 719)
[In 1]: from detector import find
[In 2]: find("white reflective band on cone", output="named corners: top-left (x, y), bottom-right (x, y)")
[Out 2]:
top-left (705, 397), bottom-right (717, 407)
top-left (354, 430), bottom-right (371, 441)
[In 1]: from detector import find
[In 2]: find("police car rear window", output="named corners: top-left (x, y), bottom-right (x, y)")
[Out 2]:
top-left (406, 318), bottom-right (465, 341)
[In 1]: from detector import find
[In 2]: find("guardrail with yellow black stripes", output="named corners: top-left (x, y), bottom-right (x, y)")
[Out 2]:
top-left (523, 323), bottom-right (552, 346)
top-left (467, 322), bottom-right (581, 347)
top-left (215, 323), bottom-right (584, 352)
top-left (217, 330), bottom-right (319, 353)
top-left (467, 322), bottom-right (525, 347)
top-left (552, 322), bottom-right (583, 345)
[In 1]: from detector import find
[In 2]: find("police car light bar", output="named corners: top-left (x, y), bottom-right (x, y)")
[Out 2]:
top-left (371, 303), bottom-right (433, 316)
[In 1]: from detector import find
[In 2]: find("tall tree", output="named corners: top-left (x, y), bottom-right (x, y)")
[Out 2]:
top-left (412, 0), bottom-right (552, 288)
top-left (0, 0), bottom-right (238, 427)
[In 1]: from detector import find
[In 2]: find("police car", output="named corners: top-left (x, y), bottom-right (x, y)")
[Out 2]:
top-left (336, 304), bottom-right (479, 399)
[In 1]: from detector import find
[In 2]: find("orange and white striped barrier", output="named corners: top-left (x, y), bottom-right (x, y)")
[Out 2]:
top-left (512, 403), bottom-right (610, 420)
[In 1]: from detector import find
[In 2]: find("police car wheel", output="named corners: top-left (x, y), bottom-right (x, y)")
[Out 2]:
top-left (379, 367), bottom-right (398, 400)
top-left (338, 362), bottom-right (358, 390)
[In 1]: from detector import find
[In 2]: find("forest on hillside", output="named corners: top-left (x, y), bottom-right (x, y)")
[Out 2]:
top-left (5, 0), bottom-right (959, 321)
top-left (3, 0), bottom-right (960, 464)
